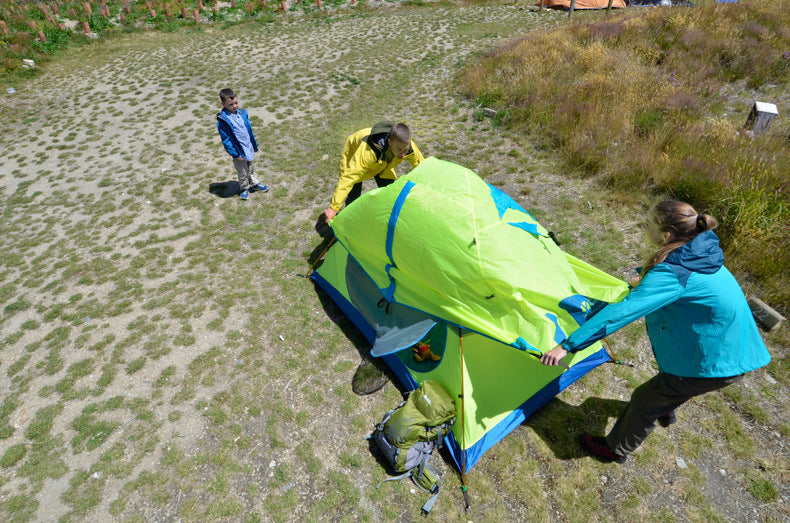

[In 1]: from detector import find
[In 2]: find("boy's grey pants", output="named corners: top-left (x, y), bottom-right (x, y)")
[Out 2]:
top-left (233, 159), bottom-right (261, 191)
top-left (606, 372), bottom-right (743, 456)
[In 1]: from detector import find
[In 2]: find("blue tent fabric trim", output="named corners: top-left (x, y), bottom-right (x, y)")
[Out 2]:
top-left (383, 264), bottom-right (397, 302)
top-left (444, 346), bottom-right (611, 473)
top-left (558, 295), bottom-right (593, 326)
top-left (514, 336), bottom-right (543, 356)
top-left (382, 181), bottom-right (415, 302)
top-left (507, 221), bottom-right (540, 235)
top-left (386, 181), bottom-right (415, 263)
top-left (544, 313), bottom-right (567, 344)
top-left (488, 184), bottom-right (541, 234)
top-left (488, 184), bottom-right (531, 218)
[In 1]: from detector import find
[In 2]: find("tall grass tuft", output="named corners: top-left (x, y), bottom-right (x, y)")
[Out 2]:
top-left (459, 0), bottom-right (790, 313)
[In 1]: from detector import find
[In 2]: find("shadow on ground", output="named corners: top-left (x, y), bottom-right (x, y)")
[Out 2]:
top-left (208, 180), bottom-right (241, 198)
top-left (526, 397), bottom-right (628, 460)
top-left (309, 213), bottom-right (335, 266)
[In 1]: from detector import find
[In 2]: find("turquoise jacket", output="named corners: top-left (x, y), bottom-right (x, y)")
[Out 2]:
top-left (562, 231), bottom-right (770, 378)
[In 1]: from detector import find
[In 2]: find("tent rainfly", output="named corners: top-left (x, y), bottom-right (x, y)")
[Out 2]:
top-left (312, 157), bottom-right (629, 472)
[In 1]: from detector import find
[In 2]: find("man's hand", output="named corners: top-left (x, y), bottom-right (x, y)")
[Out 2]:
top-left (540, 345), bottom-right (569, 369)
top-left (323, 207), bottom-right (337, 221)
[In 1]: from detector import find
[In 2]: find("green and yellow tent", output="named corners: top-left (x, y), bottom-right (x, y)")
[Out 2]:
top-left (312, 157), bottom-right (628, 472)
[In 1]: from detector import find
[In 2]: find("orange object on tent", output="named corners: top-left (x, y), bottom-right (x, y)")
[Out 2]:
top-left (537, 0), bottom-right (626, 8)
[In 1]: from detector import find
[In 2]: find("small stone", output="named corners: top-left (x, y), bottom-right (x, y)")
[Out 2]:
top-left (676, 457), bottom-right (688, 469)
top-left (269, 460), bottom-right (276, 468)
top-left (481, 107), bottom-right (497, 118)
top-left (719, 469), bottom-right (726, 476)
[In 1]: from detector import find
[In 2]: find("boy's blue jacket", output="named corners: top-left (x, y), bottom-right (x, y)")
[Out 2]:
top-left (217, 108), bottom-right (258, 158)
top-left (563, 230), bottom-right (770, 378)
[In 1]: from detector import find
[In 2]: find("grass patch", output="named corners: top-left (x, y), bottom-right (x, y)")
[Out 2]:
top-left (0, 444), bottom-right (27, 468)
top-left (744, 469), bottom-right (779, 502)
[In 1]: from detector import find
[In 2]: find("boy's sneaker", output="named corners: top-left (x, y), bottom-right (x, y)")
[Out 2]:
top-left (239, 189), bottom-right (249, 200)
top-left (254, 183), bottom-right (269, 193)
top-left (581, 433), bottom-right (627, 464)
top-left (658, 411), bottom-right (677, 427)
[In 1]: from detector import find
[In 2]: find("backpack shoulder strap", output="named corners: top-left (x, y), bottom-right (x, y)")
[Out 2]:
top-left (419, 464), bottom-right (442, 515)
top-left (375, 470), bottom-right (412, 489)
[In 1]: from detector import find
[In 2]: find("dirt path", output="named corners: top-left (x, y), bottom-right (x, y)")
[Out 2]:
top-left (0, 3), bottom-right (786, 521)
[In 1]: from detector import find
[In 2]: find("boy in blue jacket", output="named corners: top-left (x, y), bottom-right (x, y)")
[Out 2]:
top-left (216, 88), bottom-right (268, 200)
top-left (541, 200), bottom-right (771, 463)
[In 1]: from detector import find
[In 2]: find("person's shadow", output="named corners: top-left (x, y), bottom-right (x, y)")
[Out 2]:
top-left (525, 397), bottom-right (628, 460)
top-left (208, 180), bottom-right (241, 198)
top-left (308, 213), bottom-right (335, 267)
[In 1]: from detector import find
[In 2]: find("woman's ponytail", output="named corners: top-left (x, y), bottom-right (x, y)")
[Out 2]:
top-left (638, 201), bottom-right (718, 280)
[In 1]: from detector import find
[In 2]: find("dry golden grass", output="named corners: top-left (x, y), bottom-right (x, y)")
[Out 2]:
top-left (459, 0), bottom-right (790, 315)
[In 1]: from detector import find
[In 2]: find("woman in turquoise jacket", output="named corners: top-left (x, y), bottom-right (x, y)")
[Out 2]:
top-left (541, 200), bottom-right (771, 463)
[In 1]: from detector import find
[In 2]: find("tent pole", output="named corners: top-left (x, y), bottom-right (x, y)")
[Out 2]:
top-left (606, 0), bottom-right (614, 15)
top-left (568, 0), bottom-right (576, 19)
top-left (458, 327), bottom-right (471, 511)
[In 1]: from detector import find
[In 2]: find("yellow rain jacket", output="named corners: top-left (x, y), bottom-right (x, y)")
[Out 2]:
top-left (329, 122), bottom-right (424, 212)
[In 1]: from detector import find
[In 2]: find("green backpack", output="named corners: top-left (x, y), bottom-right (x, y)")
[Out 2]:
top-left (370, 380), bottom-right (456, 515)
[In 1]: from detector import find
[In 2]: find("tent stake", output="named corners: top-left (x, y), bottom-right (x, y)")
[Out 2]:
top-left (602, 338), bottom-right (634, 367)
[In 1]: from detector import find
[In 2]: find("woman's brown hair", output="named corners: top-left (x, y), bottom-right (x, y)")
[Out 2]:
top-left (640, 200), bottom-right (718, 277)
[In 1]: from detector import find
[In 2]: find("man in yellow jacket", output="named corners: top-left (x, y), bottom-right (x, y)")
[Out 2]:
top-left (323, 121), bottom-right (424, 221)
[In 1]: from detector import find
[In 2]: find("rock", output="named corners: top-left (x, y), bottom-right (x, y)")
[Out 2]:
top-left (743, 101), bottom-right (778, 134)
top-left (747, 296), bottom-right (785, 332)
